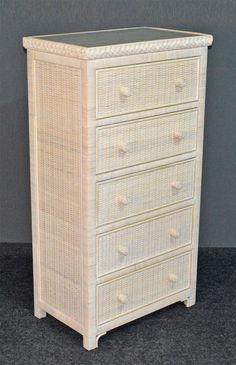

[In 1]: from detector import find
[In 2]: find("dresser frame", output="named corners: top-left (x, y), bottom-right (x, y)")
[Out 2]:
top-left (24, 28), bottom-right (212, 350)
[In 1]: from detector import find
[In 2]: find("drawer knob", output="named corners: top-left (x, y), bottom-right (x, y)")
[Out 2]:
top-left (118, 245), bottom-right (129, 256)
top-left (117, 196), bottom-right (129, 206)
top-left (119, 86), bottom-right (131, 97)
top-left (169, 273), bottom-right (178, 283)
top-left (170, 228), bottom-right (180, 238)
top-left (118, 142), bottom-right (128, 153)
top-left (171, 180), bottom-right (182, 190)
top-left (175, 78), bottom-right (185, 89)
top-left (173, 132), bottom-right (184, 141)
top-left (118, 293), bottom-right (128, 304)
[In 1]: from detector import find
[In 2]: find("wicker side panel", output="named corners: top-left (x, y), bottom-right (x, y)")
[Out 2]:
top-left (34, 60), bottom-right (83, 324)
top-left (96, 57), bottom-right (199, 118)
top-left (97, 253), bottom-right (191, 324)
top-left (97, 160), bottom-right (195, 226)
top-left (97, 207), bottom-right (193, 276)
top-left (96, 109), bottom-right (198, 173)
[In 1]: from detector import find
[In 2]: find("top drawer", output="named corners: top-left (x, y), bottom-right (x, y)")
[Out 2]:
top-left (96, 57), bottom-right (200, 119)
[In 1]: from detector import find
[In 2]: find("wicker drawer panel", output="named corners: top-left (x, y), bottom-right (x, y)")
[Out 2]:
top-left (96, 57), bottom-right (199, 119)
top-left (97, 253), bottom-right (191, 324)
top-left (97, 207), bottom-right (193, 276)
top-left (96, 110), bottom-right (198, 173)
top-left (96, 160), bottom-right (195, 226)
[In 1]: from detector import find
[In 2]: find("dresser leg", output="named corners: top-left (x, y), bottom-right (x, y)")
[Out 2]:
top-left (83, 332), bottom-right (106, 351)
top-left (184, 294), bottom-right (196, 308)
top-left (83, 335), bottom-right (97, 351)
top-left (34, 304), bottom-right (47, 319)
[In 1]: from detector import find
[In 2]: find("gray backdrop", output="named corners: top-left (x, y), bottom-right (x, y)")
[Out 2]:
top-left (0, 0), bottom-right (235, 246)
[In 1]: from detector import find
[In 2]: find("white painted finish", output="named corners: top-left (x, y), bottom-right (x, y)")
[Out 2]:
top-left (23, 26), bottom-right (212, 350)
top-left (96, 109), bottom-right (198, 173)
top-left (97, 207), bottom-right (193, 277)
top-left (96, 160), bottom-right (195, 226)
top-left (97, 253), bottom-right (191, 325)
top-left (96, 57), bottom-right (200, 118)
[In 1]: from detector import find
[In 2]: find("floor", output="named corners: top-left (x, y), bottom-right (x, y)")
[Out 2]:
top-left (0, 244), bottom-right (235, 365)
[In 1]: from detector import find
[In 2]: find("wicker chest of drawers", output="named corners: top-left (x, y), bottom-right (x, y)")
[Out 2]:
top-left (23, 27), bottom-right (213, 350)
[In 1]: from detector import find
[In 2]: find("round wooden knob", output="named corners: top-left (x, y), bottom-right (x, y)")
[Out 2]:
top-left (173, 132), bottom-right (184, 141)
top-left (118, 245), bottom-right (129, 256)
top-left (118, 142), bottom-right (128, 153)
top-left (170, 228), bottom-right (180, 238)
top-left (169, 273), bottom-right (178, 283)
top-left (117, 196), bottom-right (129, 206)
top-left (175, 78), bottom-right (185, 89)
top-left (119, 86), bottom-right (131, 97)
top-left (118, 293), bottom-right (128, 304)
top-left (171, 180), bottom-right (182, 190)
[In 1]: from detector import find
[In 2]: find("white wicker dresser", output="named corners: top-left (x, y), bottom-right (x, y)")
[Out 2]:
top-left (23, 27), bottom-right (213, 350)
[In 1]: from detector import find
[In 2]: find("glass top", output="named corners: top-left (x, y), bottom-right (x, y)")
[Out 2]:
top-left (38, 27), bottom-right (196, 48)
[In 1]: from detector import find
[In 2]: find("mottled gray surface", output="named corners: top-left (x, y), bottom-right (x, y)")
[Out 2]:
top-left (0, 0), bottom-right (236, 246)
top-left (0, 245), bottom-right (235, 364)
top-left (38, 27), bottom-right (196, 47)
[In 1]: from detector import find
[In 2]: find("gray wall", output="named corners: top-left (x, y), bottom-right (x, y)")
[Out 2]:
top-left (0, 0), bottom-right (235, 246)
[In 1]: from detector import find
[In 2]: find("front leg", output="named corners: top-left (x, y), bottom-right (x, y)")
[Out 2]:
top-left (184, 293), bottom-right (196, 308)
top-left (83, 332), bottom-right (106, 351)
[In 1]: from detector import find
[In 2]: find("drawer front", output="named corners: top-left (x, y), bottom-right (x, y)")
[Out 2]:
top-left (97, 253), bottom-right (191, 324)
top-left (96, 57), bottom-right (199, 119)
top-left (97, 160), bottom-right (195, 226)
top-left (96, 109), bottom-right (198, 173)
top-left (97, 207), bottom-right (193, 276)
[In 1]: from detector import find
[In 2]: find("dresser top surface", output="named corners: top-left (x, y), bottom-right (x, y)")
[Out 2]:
top-left (36, 27), bottom-right (197, 48)
top-left (23, 26), bottom-right (213, 60)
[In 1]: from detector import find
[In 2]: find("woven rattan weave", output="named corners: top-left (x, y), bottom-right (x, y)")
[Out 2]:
top-left (23, 26), bottom-right (213, 350)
